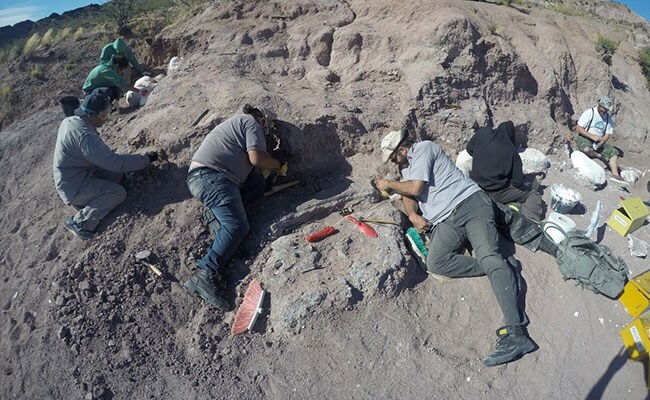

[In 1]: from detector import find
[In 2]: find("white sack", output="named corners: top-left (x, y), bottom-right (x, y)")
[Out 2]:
top-left (570, 151), bottom-right (606, 188)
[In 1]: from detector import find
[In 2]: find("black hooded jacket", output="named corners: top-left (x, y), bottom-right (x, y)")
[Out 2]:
top-left (466, 121), bottom-right (524, 192)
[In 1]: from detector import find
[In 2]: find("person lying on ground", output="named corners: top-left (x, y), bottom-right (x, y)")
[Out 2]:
top-left (82, 55), bottom-right (138, 102)
top-left (572, 95), bottom-right (625, 183)
top-left (53, 92), bottom-right (158, 240)
top-left (184, 104), bottom-right (286, 311)
top-left (466, 120), bottom-right (545, 220)
top-left (374, 128), bottom-right (535, 367)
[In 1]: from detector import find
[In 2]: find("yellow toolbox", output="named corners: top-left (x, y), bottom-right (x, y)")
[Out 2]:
top-left (620, 270), bottom-right (650, 318)
top-left (620, 309), bottom-right (650, 361)
top-left (607, 197), bottom-right (649, 236)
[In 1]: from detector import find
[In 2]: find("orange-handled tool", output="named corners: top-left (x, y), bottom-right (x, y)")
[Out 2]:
top-left (306, 226), bottom-right (337, 242)
top-left (348, 216), bottom-right (378, 238)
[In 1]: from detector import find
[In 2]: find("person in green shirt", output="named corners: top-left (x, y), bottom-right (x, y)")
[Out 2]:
top-left (99, 38), bottom-right (148, 84)
top-left (82, 55), bottom-right (137, 102)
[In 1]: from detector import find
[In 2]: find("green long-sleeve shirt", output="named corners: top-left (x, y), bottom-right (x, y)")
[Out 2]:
top-left (99, 38), bottom-right (144, 74)
top-left (82, 63), bottom-right (126, 93)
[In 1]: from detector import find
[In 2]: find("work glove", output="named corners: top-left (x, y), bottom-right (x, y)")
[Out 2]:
top-left (146, 151), bottom-right (159, 163)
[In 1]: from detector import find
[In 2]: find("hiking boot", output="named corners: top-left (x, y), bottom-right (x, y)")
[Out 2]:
top-left (63, 216), bottom-right (95, 240)
top-left (483, 325), bottom-right (536, 367)
top-left (183, 269), bottom-right (229, 311)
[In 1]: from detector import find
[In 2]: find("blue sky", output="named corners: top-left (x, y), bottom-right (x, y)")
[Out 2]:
top-left (0, 0), bottom-right (648, 29)
top-left (0, 1), bottom-right (108, 28)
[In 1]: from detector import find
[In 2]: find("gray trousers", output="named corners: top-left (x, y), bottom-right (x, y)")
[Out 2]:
top-left (426, 191), bottom-right (524, 327)
top-left (488, 185), bottom-right (544, 221)
top-left (68, 170), bottom-right (126, 232)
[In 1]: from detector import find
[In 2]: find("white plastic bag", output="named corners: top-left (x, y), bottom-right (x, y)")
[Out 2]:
top-left (621, 167), bottom-right (641, 184)
top-left (167, 56), bottom-right (180, 74)
top-left (628, 235), bottom-right (648, 258)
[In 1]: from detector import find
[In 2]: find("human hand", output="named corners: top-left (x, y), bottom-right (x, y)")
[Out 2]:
top-left (374, 175), bottom-right (390, 192)
top-left (409, 215), bottom-right (431, 233)
top-left (146, 151), bottom-right (159, 163)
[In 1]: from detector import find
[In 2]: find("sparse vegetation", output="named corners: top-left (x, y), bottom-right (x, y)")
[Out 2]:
top-left (23, 33), bottom-right (42, 57)
top-left (30, 66), bottom-right (43, 80)
top-left (56, 27), bottom-right (73, 43)
top-left (106, 0), bottom-right (137, 36)
top-left (0, 84), bottom-right (12, 103)
top-left (639, 47), bottom-right (650, 90)
top-left (40, 28), bottom-right (56, 47)
top-left (595, 36), bottom-right (618, 66)
top-left (545, 2), bottom-right (585, 17)
top-left (73, 27), bottom-right (86, 41)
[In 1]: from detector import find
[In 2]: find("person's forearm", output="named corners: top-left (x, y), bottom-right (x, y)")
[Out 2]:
top-left (402, 196), bottom-right (420, 220)
top-left (575, 126), bottom-right (598, 141)
top-left (385, 179), bottom-right (423, 197)
top-left (253, 153), bottom-right (282, 171)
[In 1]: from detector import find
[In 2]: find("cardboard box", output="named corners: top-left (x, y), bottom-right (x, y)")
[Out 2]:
top-left (620, 270), bottom-right (650, 317)
top-left (620, 309), bottom-right (650, 361)
top-left (607, 197), bottom-right (649, 236)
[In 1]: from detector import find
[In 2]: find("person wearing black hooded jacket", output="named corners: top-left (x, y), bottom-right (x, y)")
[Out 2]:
top-left (466, 121), bottom-right (544, 220)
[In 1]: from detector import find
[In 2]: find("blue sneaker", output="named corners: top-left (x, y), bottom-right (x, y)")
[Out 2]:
top-left (63, 216), bottom-right (95, 240)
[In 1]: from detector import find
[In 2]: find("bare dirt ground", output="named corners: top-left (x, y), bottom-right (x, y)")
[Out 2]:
top-left (2, 1), bottom-right (650, 399)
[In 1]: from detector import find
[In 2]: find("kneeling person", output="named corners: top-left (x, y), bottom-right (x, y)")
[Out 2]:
top-left (52, 92), bottom-right (157, 239)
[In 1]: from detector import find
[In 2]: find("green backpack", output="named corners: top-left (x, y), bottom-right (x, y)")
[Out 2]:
top-left (546, 223), bottom-right (629, 298)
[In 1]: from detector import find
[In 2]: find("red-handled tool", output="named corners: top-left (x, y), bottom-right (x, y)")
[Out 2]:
top-left (348, 216), bottom-right (378, 238)
top-left (306, 226), bottom-right (337, 242)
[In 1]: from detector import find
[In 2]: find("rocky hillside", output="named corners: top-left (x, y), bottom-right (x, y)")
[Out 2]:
top-left (2, 1), bottom-right (650, 399)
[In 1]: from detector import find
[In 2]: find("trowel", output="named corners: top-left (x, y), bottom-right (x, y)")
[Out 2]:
top-left (135, 250), bottom-right (163, 277)
top-left (348, 216), bottom-right (378, 238)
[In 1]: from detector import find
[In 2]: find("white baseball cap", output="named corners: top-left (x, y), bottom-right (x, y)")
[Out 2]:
top-left (381, 129), bottom-right (407, 163)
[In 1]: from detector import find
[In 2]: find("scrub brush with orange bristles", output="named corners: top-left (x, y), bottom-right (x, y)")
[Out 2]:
top-left (231, 279), bottom-right (265, 336)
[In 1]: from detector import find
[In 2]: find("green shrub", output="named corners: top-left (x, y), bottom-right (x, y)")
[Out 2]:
top-left (56, 27), bottom-right (72, 43)
top-left (0, 84), bottom-right (11, 102)
top-left (23, 33), bottom-right (41, 57)
top-left (41, 28), bottom-right (56, 47)
top-left (73, 27), bottom-right (85, 41)
top-left (596, 36), bottom-right (618, 66)
top-left (639, 47), bottom-right (650, 91)
top-left (30, 65), bottom-right (43, 79)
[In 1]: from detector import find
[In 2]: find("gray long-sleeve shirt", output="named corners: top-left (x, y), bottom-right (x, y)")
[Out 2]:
top-left (53, 116), bottom-right (149, 204)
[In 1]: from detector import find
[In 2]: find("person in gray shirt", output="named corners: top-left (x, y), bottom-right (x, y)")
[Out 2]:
top-left (374, 129), bottom-right (535, 367)
top-left (53, 92), bottom-right (157, 240)
top-left (184, 104), bottom-right (286, 311)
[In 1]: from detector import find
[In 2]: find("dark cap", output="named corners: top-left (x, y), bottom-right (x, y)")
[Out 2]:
top-left (74, 92), bottom-right (111, 116)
